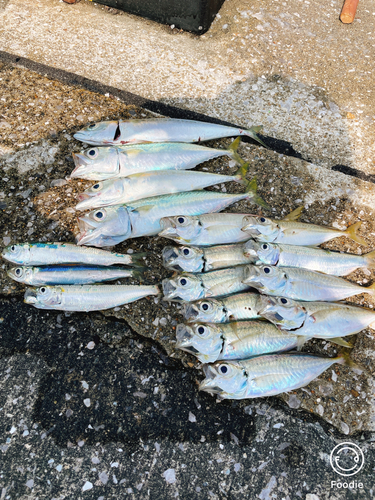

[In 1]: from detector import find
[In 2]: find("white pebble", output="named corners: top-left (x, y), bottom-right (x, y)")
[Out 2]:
top-left (83, 398), bottom-right (91, 407)
top-left (82, 481), bottom-right (93, 492)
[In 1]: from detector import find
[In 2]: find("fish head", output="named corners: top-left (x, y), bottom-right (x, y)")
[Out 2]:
top-left (24, 286), bottom-right (62, 309)
top-left (242, 215), bottom-right (279, 241)
top-left (76, 205), bottom-right (132, 247)
top-left (70, 147), bottom-right (119, 180)
top-left (258, 295), bottom-right (306, 330)
top-left (1, 243), bottom-right (31, 265)
top-left (176, 323), bottom-right (223, 363)
top-left (7, 266), bottom-right (34, 284)
top-left (76, 179), bottom-right (127, 211)
top-left (183, 298), bottom-right (226, 323)
top-left (199, 361), bottom-right (247, 396)
top-left (242, 264), bottom-right (287, 294)
top-left (162, 273), bottom-right (204, 302)
top-left (73, 121), bottom-right (119, 145)
top-left (253, 241), bottom-right (280, 265)
top-left (162, 246), bottom-right (204, 273)
top-left (159, 216), bottom-right (202, 243)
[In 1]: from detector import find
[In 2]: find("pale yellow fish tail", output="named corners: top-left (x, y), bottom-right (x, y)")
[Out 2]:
top-left (366, 281), bottom-right (375, 298)
top-left (245, 177), bottom-right (270, 210)
top-left (227, 137), bottom-right (246, 165)
top-left (328, 337), bottom-right (354, 348)
top-left (336, 350), bottom-right (362, 370)
top-left (235, 162), bottom-right (250, 185)
top-left (345, 221), bottom-right (366, 245)
top-left (283, 206), bottom-right (304, 222)
top-left (246, 126), bottom-right (268, 149)
top-left (364, 249), bottom-right (375, 268)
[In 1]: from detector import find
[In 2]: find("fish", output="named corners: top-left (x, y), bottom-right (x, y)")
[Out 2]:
top-left (176, 321), bottom-right (300, 363)
top-left (259, 295), bottom-right (375, 339)
top-left (7, 265), bottom-right (143, 286)
top-left (182, 293), bottom-right (263, 323)
top-left (76, 181), bottom-right (268, 247)
top-left (75, 164), bottom-right (250, 211)
top-left (242, 215), bottom-right (366, 246)
top-left (244, 240), bottom-right (375, 276)
top-left (24, 284), bottom-right (160, 312)
top-left (242, 264), bottom-right (375, 302)
top-left (69, 138), bottom-right (244, 181)
top-left (162, 242), bottom-right (256, 273)
top-left (162, 265), bottom-right (251, 302)
top-left (73, 118), bottom-right (267, 148)
top-left (1, 242), bottom-right (145, 267)
top-left (199, 352), bottom-right (355, 399)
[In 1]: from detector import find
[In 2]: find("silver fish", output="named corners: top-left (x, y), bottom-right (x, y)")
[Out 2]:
top-left (176, 321), bottom-right (299, 363)
top-left (159, 213), bottom-right (252, 246)
top-left (242, 215), bottom-right (366, 246)
top-left (242, 264), bottom-right (375, 302)
top-left (199, 353), bottom-right (353, 399)
top-left (73, 118), bottom-right (267, 148)
top-left (76, 183), bottom-right (268, 247)
top-left (183, 293), bottom-right (263, 323)
top-left (24, 284), bottom-right (159, 312)
top-left (70, 139), bottom-right (243, 181)
top-left (1, 242), bottom-right (144, 266)
top-left (244, 240), bottom-right (375, 276)
top-left (162, 265), bottom-right (251, 302)
top-left (259, 295), bottom-right (375, 339)
top-left (75, 165), bottom-right (249, 211)
top-left (7, 265), bottom-right (142, 286)
top-left (162, 243), bottom-right (256, 273)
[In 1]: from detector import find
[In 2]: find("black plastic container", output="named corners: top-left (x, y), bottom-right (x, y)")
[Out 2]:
top-left (94, 0), bottom-right (225, 34)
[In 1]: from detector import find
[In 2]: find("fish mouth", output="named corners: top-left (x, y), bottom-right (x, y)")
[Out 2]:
top-left (242, 224), bottom-right (261, 235)
top-left (160, 217), bottom-right (176, 230)
top-left (183, 303), bottom-right (200, 321)
top-left (162, 278), bottom-right (178, 299)
top-left (257, 295), bottom-right (276, 315)
top-left (24, 288), bottom-right (37, 304)
top-left (158, 227), bottom-right (181, 240)
top-left (242, 266), bottom-right (262, 286)
top-left (162, 247), bottom-right (182, 269)
top-left (70, 153), bottom-right (89, 178)
top-left (243, 240), bottom-right (259, 257)
top-left (199, 365), bottom-right (222, 393)
top-left (175, 323), bottom-right (194, 348)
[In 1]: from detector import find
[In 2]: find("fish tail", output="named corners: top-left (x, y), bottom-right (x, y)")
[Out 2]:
top-left (130, 268), bottom-right (147, 280)
top-left (235, 162), bottom-right (250, 186)
top-left (245, 126), bottom-right (268, 149)
top-left (328, 337), bottom-right (354, 348)
top-left (227, 137), bottom-right (246, 165)
top-left (345, 221), bottom-right (366, 245)
top-left (336, 350), bottom-right (362, 371)
top-left (296, 336), bottom-right (311, 350)
top-left (364, 249), bottom-right (375, 268)
top-left (245, 177), bottom-right (270, 210)
top-left (283, 206), bottom-right (304, 222)
top-left (129, 252), bottom-right (148, 268)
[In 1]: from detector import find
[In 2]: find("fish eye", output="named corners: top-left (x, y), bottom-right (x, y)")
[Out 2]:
top-left (92, 183), bottom-right (101, 190)
top-left (15, 268), bottom-right (22, 276)
top-left (179, 278), bottom-right (188, 286)
top-left (183, 248), bottom-right (190, 256)
top-left (40, 287), bottom-right (47, 294)
top-left (88, 123), bottom-right (98, 129)
top-left (10, 245), bottom-right (16, 252)
top-left (177, 217), bottom-right (186, 224)
top-left (93, 210), bottom-right (106, 221)
top-left (263, 267), bottom-right (271, 274)
top-left (201, 302), bottom-right (210, 311)
top-left (260, 217), bottom-right (266, 223)
top-left (87, 148), bottom-right (98, 158)
top-left (262, 244), bottom-right (268, 250)
top-left (280, 298), bottom-right (288, 304)
top-left (197, 326), bottom-right (206, 335)
top-left (219, 364), bottom-right (229, 375)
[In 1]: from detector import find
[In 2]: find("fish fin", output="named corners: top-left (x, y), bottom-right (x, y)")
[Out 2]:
top-left (365, 281), bottom-right (375, 297)
top-left (327, 337), bottom-right (354, 348)
top-left (345, 221), bottom-right (366, 245)
top-left (235, 162), bottom-right (250, 185)
top-left (227, 137), bottom-right (245, 165)
top-left (245, 177), bottom-right (270, 210)
top-left (130, 268), bottom-right (147, 280)
top-left (296, 336), bottom-right (311, 350)
top-left (246, 126), bottom-right (268, 149)
top-left (364, 249), bottom-right (375, 268)
top-left (336, 350), bottom-right (363, 371)
top-left (282, 206), bottom-right (304, 222)
top-left (228, 322), bottom-right (240, 340)
top-left (133, 204), bottom-right (155, 214)
top-left (129, 252), bottom-right (148, 267)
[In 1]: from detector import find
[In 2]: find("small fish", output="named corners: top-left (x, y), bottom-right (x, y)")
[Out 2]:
top-left (73, 118), bottom-right (267, 148)
top-left (162, 265), bottom-right (251, 302)
top-left (7, 265), bottom-right (143, 286)
top-left (183, 292), bottom-right (262, 323)
top-left (242, 264), bottom-right (375, 302)
top-left (176, 321), bottom-right (300, 363)
top-left (162, 242), bottom-right (256, 273)
top-left (242, 215), bottom-right (366, 246)
top-left (24, 284), bottom-right (160, 312)
top-left (259, 295), bottom-right (375, 339)
top-left (1, 242), bottom-right (145, 266)
top-left (199, 352), bottom-right (355, 399)
top-left (75, 164), bottom-right (249, 211)
top-left (70, 138), bottom-right (244, 181)
top-left (244, 240), bottom-right (375, 276)
top-left (76, 182), bottom-right (268, 248)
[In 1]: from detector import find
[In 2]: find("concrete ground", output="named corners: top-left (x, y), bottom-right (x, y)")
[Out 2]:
top-left (1, 0), bottom-right (375, 498)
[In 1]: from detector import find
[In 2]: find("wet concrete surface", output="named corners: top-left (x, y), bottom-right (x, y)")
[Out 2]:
top-left (1, 59), bottom-right (375, 497)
